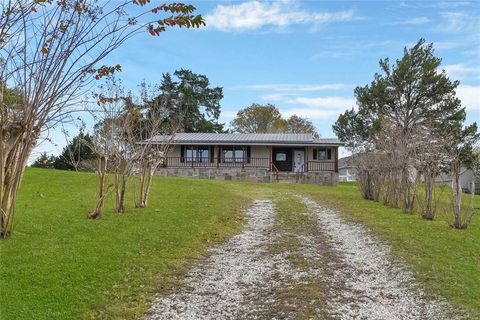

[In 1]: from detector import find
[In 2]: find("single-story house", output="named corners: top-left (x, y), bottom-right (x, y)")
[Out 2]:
top-left (148, 133), bottom-right (342, 184)
top-left (338, 155), bottom-right (357, 182)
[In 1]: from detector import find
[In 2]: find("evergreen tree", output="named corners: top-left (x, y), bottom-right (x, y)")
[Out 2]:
top-left (53, 132), bottom-right (97, 170)
top-left (31, 152), bottom-right (56, 169)
top-left (148, 69), bottom-right (224, 133)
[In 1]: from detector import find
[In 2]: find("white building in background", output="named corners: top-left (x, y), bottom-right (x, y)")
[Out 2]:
top-left (338, 156), bottom-right (357, 182)
top-left (436, 167), bottom-right (479, 194)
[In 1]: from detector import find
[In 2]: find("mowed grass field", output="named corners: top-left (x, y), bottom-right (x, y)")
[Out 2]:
top-left (1, 169), bottom-right (479, 319)
top-left (0, 168), bottom-right (251, 319)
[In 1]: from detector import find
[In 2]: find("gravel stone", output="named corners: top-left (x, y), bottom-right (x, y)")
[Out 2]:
top-left (148, 200), bottom-right (295, 320)
top-left (298, 195), bottom-right (462, 320)
top-left (147, 195), bottom-right (465, 320)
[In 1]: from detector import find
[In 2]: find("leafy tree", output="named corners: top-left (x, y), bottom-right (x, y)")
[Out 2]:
top-left (230, 104), bottom-right (288, 133)
top-left (286, 115), bottom-right (319, 137)
top-left (0, 1), bottom-right (204, 237)
top-left (149, 70), bottom-right (224, 133)
top-left (333, 39), bottom-right (477, 224)
top-left (230, 104), bottom-right (319, 136)
top-left (31, 152), bottom-right (56, 169)
top-left (53, 131), bottom-right (96, 171)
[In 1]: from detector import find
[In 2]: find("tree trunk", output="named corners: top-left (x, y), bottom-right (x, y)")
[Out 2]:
top-left (90, 156), bottom-right (108, 219)
top-left (462, 180), bottom-right (476, 229)
top-left (423, 171), bottom-right (436, 220)
top-left (114, 171), bottom-right (121, 213)
top-left (451, 163), bottom-right (463, 229)
top-left (1, 131), bottom-right (37, 238)
top-left (137, 163), bottom-right (154, 208)
top-left (116, 174), bottom-right (127, 213)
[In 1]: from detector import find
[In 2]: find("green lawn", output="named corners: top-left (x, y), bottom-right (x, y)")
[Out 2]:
top-left (1, 169), bottom-right (479, 319)
top-left (0, 168), bottom-right (250, 319)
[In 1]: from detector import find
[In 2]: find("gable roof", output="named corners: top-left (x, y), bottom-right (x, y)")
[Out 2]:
top-left (148, 133), bottom-right (341, 146)
top-left (338, 156), bottom-right (356, 168)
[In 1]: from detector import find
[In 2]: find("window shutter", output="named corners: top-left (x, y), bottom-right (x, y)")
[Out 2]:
top-left (210, 146), bottom-right (214, 163)
top-left (246, 146), bottom-right (251, 163)
top-left (327, 149), bottom-right (332, 160)
top-left (180, 146), bottom-right (185, 163)
top-left (313, 148), bottom-right (317, 160)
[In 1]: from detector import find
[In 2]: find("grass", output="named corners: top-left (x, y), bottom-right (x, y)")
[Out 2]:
top-left (275, 182), bottom-right (480, 318)
top-left (1, 169), bottom-right (479, 319)
top-left (271, 195), bottom-right (332, 319)
top-left (0, 168), bottom-right (250, 319)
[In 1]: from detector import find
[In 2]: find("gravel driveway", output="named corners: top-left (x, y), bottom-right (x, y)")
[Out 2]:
top-left (147, 195), bottom-right (462, 320)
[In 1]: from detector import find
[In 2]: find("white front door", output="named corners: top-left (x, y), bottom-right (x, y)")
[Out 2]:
top-left (293, 150), bottom-right (305, 172)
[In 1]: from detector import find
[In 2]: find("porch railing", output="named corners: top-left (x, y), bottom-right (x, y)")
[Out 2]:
top-left (161, 157), bottom-right (337, 172)
top-left (307, 160), bottom-right (335, 172)
top-left (163, 157), bottom-right (271, 169)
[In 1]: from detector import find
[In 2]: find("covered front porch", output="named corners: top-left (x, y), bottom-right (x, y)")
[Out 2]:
top-left (161, 145), bottom-right (338, 173)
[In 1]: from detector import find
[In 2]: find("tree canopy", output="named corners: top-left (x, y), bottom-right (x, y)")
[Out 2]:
top-left (148, 70), bottom-right (224, 133)
top-left (230, 103), bottom-right (318, 136)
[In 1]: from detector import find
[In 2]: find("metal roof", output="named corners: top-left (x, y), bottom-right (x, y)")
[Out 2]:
top-left (148, 133), bottom-right (342, 146)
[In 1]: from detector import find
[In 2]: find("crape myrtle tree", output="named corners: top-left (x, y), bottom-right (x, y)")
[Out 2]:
top-left (333, 39), bottom-right (477, 223)
top-left (441, 123), bottom-right (478, 229)
top-left (88, 78), bottom-right (180, 218)
top-left (0, 0), bottom-right (205, 237)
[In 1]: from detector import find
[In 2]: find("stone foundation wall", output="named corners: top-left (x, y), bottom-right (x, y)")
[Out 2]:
top-left (156, 167), bottom-right (338, 185)
top-left (156, 167), bottom-right (272, 182)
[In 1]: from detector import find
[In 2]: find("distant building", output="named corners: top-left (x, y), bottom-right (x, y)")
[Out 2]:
top-left (338, 155), bottom-right (357, 182)
top-left (436, 167), bottom-right (479, 194)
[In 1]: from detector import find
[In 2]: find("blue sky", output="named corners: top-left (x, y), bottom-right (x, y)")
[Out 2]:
top-left (36, 0), bottom-right (480, 159)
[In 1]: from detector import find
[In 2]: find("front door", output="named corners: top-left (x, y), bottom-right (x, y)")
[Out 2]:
top-left (293, 150), bottom-right (305, 172)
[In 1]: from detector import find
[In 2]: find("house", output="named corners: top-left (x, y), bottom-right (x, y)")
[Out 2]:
top-left (436, 167), bottom-right (480, 194)
top-left (149, 133), bottom-right (342, 184)
top-left (338, 155), bottom-right (357, 182)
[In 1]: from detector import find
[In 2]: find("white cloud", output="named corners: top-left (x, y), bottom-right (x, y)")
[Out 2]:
top-left (281, 108), bottom-right (346, 120)
top-left (237, 83), bottom-right (352, 92)
top-left (443, 63), bottom-right (480, 80)
top-left (205, 1), bottom-right (359, 32)
top-left (278, 96), bottom-right (356, 120)
top-left (437, 11), bottom-right (479, 33)
top-left (286, 96), bottom-right (356, 109)
top-left (391, 17), bottom-right (430, 25)
top-left (456, 85), bottom-right (480, 110)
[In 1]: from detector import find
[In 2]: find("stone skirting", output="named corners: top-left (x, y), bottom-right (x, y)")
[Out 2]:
top-left (156, 167), bottom-right (338, 185)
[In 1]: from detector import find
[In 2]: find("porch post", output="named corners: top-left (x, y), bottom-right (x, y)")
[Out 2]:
top-left (269, 146), bottom-right (272, 171)
top-left (335, 147), bottom-right (339, 173)
top-left (216, 146), bottom-right (220, 168)
top-left (242, 146), bottom-right (245, 169)
top-left (305, 146), bottom-right (308, 172)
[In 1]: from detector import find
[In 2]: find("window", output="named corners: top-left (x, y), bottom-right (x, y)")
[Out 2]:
top-left (183, 146), bottom-right (210, 163)
top-left (275, 153), bottom-right (287, 161)
top-left (221, 146), bottom-right (248, 163)
top-left (317, 148), bottom-right (332, 160)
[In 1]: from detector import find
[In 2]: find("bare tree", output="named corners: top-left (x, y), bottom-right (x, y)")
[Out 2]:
top-left (0, 0), bottom-right (205, 236)
top-left (442, 124), bottom-right (478, 229)
top-left (135, 83), bottom-right (182, 208)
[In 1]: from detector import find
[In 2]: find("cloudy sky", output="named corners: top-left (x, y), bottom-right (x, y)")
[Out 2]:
top-left (35, 0), bottom-right (480, 158)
